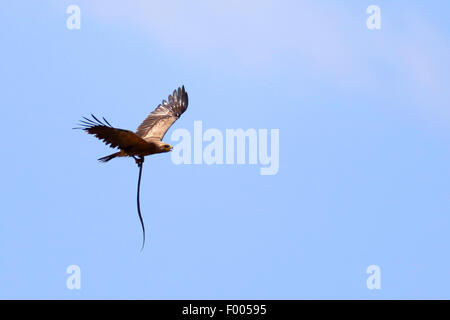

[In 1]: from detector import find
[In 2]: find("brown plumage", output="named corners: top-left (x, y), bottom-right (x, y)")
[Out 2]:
top-left (75, 86), bottom-right (188, 250)
top-left (77, 86), bottom-right (188, 163)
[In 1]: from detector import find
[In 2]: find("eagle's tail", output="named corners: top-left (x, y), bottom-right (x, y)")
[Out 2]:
top-left (98, 151), bottom-right (122, 163)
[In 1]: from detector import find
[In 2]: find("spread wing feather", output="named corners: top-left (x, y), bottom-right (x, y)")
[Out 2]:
top-left (76, 114), bottom-right (148, 150)
top-left (136, 86), bottom-right (188, 141)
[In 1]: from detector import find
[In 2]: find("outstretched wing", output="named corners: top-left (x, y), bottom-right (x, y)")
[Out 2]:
top-left (136, 86), bottom-right (188, 141)
top-left (76, 114), bottom-right (148, 150)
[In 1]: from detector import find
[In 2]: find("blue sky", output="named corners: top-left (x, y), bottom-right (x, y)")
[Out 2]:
top-left (1, 0), bottom-right (449, 299)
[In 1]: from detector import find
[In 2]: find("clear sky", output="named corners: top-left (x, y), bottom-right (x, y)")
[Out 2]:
top-left (1, 0), bottom-right (449, 299)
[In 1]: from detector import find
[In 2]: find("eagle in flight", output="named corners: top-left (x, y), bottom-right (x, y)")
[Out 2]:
top-left (76, 86), bottom-right (188, 250)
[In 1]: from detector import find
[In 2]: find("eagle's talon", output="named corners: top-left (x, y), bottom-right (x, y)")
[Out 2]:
top-left (134, 156), bottom-right (144, 166)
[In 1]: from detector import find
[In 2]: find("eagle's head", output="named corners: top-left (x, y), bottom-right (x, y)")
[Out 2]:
top-left (161, 143), bottom-right (173, 152)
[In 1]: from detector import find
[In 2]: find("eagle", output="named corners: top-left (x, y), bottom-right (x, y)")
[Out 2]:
top-left (76, 86), bottom-right (188, 250)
